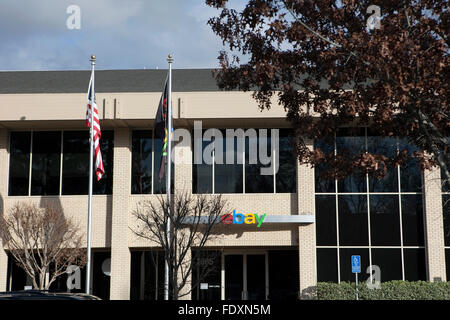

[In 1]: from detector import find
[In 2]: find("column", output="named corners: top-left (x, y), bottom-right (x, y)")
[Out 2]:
top-left (110, 128), bottom-right (132, 299)
top-left (423, 168), bottom-right (447, 281)
top-left (297, 138), bottom-right (317, 299)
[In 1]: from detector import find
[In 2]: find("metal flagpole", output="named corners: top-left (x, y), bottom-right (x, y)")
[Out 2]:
top-left (86, 55), bottom-right (96, 295)
top-left (164, 54), bottom-right (173, 300)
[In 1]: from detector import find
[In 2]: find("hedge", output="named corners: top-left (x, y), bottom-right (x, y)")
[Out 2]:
top-left (315, 281), bottom-right (450, 300)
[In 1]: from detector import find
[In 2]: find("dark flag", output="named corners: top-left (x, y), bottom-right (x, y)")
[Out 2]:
top-left (154, 78), bottom-right (169, 181)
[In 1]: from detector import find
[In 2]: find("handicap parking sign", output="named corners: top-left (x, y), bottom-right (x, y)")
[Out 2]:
top-left (351, 255), bottom-right (361, 273)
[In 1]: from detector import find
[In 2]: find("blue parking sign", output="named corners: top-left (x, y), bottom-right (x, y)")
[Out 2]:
top-left (351, 255), bottom-right (361, 273)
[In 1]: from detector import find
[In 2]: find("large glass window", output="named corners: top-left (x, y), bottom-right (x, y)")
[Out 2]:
top-left (338, 195), bottom-right (368, 246)
top-left (131, 130), bottom-right (173, 194)
top-left (9, 130), bottom-right (113, 196)
top-left (31, 131), bottom-right (61, 196)
top-left (192, 128), bottom-right (296, 194)
top-left (315, 128), bottom-right (426, 283)
top-left (131, 131), bottom-right (152, 194)
top-left (370, 195), bottom-right (401, 246)
top-left (315, 195), bottom-right (337, 246)
top-left (8, 132), bottom-right (31, 196)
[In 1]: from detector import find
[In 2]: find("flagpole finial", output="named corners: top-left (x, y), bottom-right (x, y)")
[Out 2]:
top-left (167, 54), bottom-right (173, 63)
top-left (90, 55), bottom-right (96, 65)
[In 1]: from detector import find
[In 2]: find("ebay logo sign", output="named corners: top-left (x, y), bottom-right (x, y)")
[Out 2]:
top-left (220, 210), bottom-right (266, 228)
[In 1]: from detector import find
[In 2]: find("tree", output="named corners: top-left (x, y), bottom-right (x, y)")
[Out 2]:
top-left (0, 202), bottom-right (86, 290)
top-left (131, 192), bottom-right (227, 300)
top-left (206, 0), bottom-right (449, 184)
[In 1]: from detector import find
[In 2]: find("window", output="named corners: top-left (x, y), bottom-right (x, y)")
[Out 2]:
top-left (9, 130), bottom-right (114, 196)
top-left (192, 128), bottom-right (296, 194)
top-left (370, 195), bottom-right (401, 246)
top-left (131, 130), bottom-right (173, 194)
top-left (31, 131), bottom-right (61, 196)
top-left (8, 132), bottom-right (31, 196)
top-left (315, 129), bottom-right (426, 282)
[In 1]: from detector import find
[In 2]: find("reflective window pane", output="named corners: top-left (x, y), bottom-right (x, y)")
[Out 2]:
top-left (446, 249), bottom-right (450, 282)
top-left (276, 129), bottom-right (296, 193)
top-left (9, 132), bottom-right (31, 196)
top-left (215, 130), bottom-right (243, 193)
top-left (245, 130), bottom-right (271, 193)
top-left (94, 131), bottom-right (114, 195)
top-left (131, 131), bottom-right (152, 194)
top-left (62, 131), bottom-right (89, 195)
top-left (192, 133), bottom-right (212, 193)
top-left (153, 137), bottom-right (174, 194)
top-left (403, 248), bottom-right (426, 281)
top-left (398, 139), bottom-right (422, 192)
top-left (339, 248), bottom-right (369, 283)
top-left (314, 138), bottom-right (335, 193)
top-left (371, 249), bottom-right (402, 281)
top-left (268, 250), bottom-right (299, 299)
top-left (370, 195), bottom-right (401, 246)
top-left (443, 195), bottom-right (450, 247)
top-left (336, 128), bottom-right (367, 193)
top-left (401, 195), bottom-right (425, 246)
top-left (338, 195), bottom-right (369, 246)
top-left (31, 131), bottom-right (61, 196)
top-left (316, 248), bottom-right (338, 283)
top-left (316, 195), bottom-right (337, 246)
top-left (367, 135), bottom-right (398, 192)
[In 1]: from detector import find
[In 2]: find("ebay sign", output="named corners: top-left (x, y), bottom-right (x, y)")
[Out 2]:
top-left (220, 210), bottom-right (266, 228)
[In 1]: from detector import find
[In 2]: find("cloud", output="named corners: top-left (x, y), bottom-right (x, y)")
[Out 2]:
top-left (0, 0), bottom-right (228, 70)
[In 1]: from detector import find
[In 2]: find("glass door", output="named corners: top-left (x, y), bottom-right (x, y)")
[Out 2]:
top-left (224, 252), bottom-right (268, 300)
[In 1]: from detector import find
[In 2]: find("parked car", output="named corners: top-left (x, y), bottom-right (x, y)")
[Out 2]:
top-left (0, 290), bottom-right (101, 300)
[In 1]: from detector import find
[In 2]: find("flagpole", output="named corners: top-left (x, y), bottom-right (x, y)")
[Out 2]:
top-left (86, 54), bottom-right (96, 295)
top-left (164, 54), bottom-right (173, 300)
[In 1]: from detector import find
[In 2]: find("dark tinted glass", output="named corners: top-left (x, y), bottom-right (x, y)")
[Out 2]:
top-left (401, 195), bottom-right (425, 246)
top-left (367, 135), bottom-right (398, 192)
top-left (369, 195), bottom-right (401, 246)
top-left (336, 128), bottom-right (367, 193)
top-left (214, 130), bottom-right (243, 193)
top-left (316, 248), bottom-right (338, 282)
top-left (276, 129), bottom-right (296, 193)
top-left (245, 129), bottom-right (271, 193)
top-left (225, 255), bottom-right (243, 300)
top-left (9, 132), bottom-right (31, 196)
top-left (315, 195), bottom-right (337, 246)
top-left (443, 195), bottom-right (450, 247)
top-left (268, 250), bottom-right (299, 299)
top-left (153, 137), bottom-right (174, 194)
top-left (192, 132), bottom-right (212, 193)
top-left (339, 248), bottom-right (369, 282)
top-left (94, 131), bottom-right (114, 195)
top-left (398, 139), bottom-right (422, 192)
top-left (314, 137), bottom-right (335, 193)
top-left (62, 131), bottom-right (89, 195)
top-left (31, 131), bottom-right (61, 195)
top-left (338, 195), bottom-right (369, 246)
top-left (446, 249), bottom-right (450, 282)
top-left (131, 131), bottom-right (152, 194)
top-left (403, 248), bottom-right (426, 281)
top-left (371, 249), bottom-right (402, 281)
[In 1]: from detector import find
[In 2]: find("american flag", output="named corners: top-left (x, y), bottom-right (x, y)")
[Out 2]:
top-left (86, 71), bottom-right (104, 181)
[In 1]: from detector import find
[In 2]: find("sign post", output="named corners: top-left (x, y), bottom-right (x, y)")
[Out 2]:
top-left (351, 255), bottom-right (361, 300)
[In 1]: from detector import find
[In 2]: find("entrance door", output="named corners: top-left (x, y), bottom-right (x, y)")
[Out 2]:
top-left (224, 253), bottom-right (268, 300)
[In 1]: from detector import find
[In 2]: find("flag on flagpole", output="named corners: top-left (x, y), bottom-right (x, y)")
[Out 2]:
top-left (154, 77), bottom-right (169, 181)
top-left (86, 72), bottom-right (104, 181)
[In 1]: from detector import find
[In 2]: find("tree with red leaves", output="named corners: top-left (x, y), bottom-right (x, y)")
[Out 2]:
top-left (206, 0), bottom-right (449, 184)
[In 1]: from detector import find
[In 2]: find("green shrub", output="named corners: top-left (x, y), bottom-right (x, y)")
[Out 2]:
top-left (315, 281), bottom-right (450, 300)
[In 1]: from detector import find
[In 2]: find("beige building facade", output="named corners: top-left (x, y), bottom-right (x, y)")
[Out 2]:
top-left (0, 69), bottom-right (448, 300)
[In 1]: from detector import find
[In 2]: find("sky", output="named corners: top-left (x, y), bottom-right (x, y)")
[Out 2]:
top-left (0, 0), bottom-right (245, 71)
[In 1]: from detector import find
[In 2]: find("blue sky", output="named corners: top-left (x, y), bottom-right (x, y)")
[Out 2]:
top-left (0, 0), bottom-right (245, 71)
